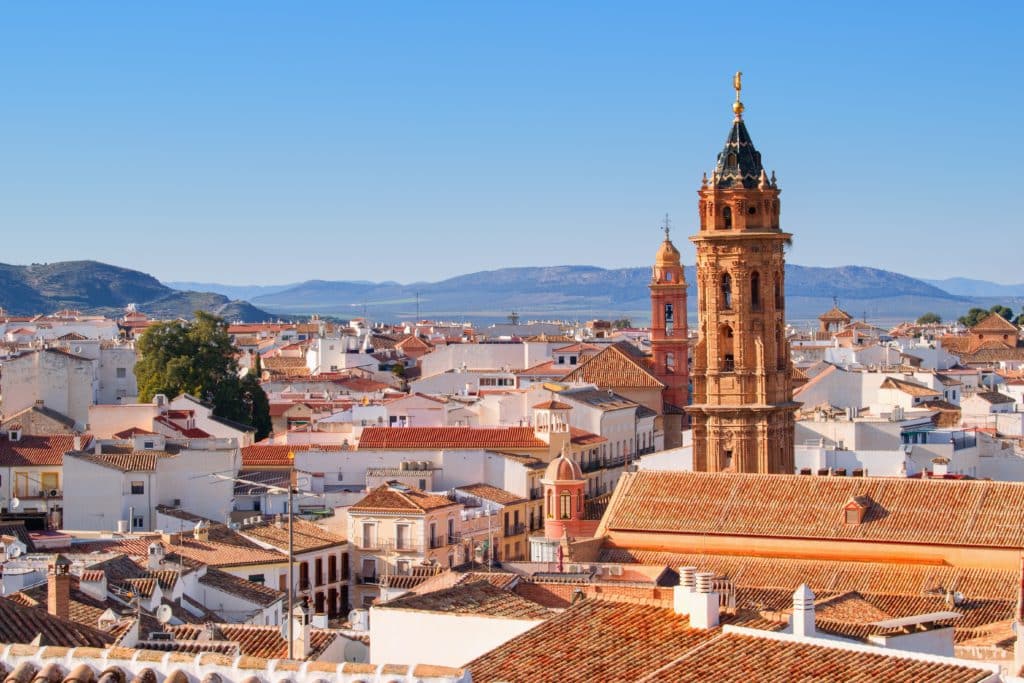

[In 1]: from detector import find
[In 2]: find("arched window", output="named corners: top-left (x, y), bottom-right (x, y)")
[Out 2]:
top-left (727, 152), bottom-right (737, 167)
top-left (559, 492), bottom-right (572, 520)
top-left (721, 273), bottom-right (733, 310)
top-left (775, 273), bottom-right (783, 309)
top-left (666, 352), bottom-right (675, 374)
top-left (720, 324), bottom-right (735, 372)
top-left (546, 490), bottom-right (553, 519)
top-left (723, 206), bottom-right (733, 230)
top-left (751, 271), bottom-right (761, 311)
top-left (778, 329), bottom-right (787, 370)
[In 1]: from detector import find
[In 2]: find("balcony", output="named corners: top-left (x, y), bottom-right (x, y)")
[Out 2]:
top-left (529, 487), bottom-right (543, 501)
top-left (354, 572), bottom-right (379, 585)
top-left (428, 535), bottom-right (459, 549)
top-left (356, 538), bottom-right (381, 551)
top-left (581, 459), bottom-right (602, 473)
top-left (504, 523), bottom-right (527, 536)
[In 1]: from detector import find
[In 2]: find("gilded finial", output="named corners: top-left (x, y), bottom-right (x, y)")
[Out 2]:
top-left (732, 71), bottom-right (744, 119)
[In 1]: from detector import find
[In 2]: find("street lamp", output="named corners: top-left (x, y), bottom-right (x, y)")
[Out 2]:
top-left (211, 462), bottom-right (319, 660)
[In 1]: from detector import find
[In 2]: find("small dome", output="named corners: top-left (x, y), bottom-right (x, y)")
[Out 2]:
top-left (545, 452), bottom-right (583, 482)
top-left (655, 238), bottom-right (681, 267)
top-left (533, 399), bottom-right (572, 411)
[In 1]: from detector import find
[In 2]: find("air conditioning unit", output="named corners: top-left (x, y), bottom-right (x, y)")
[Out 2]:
top-left (147, 632), bottom-right (173, 641)
top-left (608, 565), bottom-right (623, 576)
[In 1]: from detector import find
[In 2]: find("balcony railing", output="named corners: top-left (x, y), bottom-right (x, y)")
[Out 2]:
top-left (428, 534), bottom-right (460, 549)
top-left (581, 459), bottom-right (602, 473)
top-left (529, 487), bottom-right (543, 500)
top-left (354, 572), bottom-right (379, 585)
top-left (504, 523), bottom-right (527, 536)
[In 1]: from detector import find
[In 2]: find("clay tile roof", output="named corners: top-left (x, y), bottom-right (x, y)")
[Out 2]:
top-left (358, 426), bottom-right (547, 451)
top-left (380, 581), bottom-right (550, 619)
top-left (455, 483), bottom-right (526, 505)
top-left (819, 305), bottom-right (853, 322)
top-left (516, 360), bottom-right (564, 377)
top-left (562, 344), bottom-right (664, 389)
top-left (113, 427), bottom-right (157, 439)
top-left (168, 623), bottom-right (336, 660)
top-left (0, 592), bottom-right (115, 648)
top-left (198, 568), bottom-right (283, 607)
top-left (532, 399), bottom-right (572, 410)
top-left (76, 449), bottom-right (172, 472)
top-left (466, 597), bottom-right (722, 682)
top-left (599, 471), bottom-right (1024, 550)
top-left (974, 391), bottom-right (1016, 405)
top-left (971, 312), bottom-right (1019, 333)
top-left (879, 377), bottom-right (941, 397)
top-left (239, 517), bottom-right (346, 552)
top-left (0, 433), bottom-right (85, 467)
top-left (241, 443), bottom-right (343, 468)
top-left (350, 484), bottom-right (459, 514)
top-left (645, 631), bottom-right (993, 682)
top-left (570, 426), bottom-right (607, 446)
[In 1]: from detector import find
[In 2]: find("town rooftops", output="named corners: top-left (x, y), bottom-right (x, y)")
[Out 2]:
top-left (973, 391), bottom-right (1016, 405)
top-left (879, 377), bottom-right (941, 398)
top-left (241, 443), bottom-right (344, 468)
top-left (971, 312), bottom-right (1019, 333)
top-left (454, 483), bottom-right (526, 506)
top-left (379, 580), bottom-right (550, 620)
top-left (167, 623), bottom-right (336, 660)
top-left (197, 567), bottom-right (283, 607)
top-left (238, 516), bottom-right (346, 552)
top-left (350, 483), bottom-right (460, 514)
top-left (0, 433), bottom-right (88, 467)
top-left (598, 470), bottom-right (1024, 550)
top-left (75, 447), bottom-right (176, 472)
top-left (0, 593), bottom-right (115, 648)
top-left (561, 343), bottom-right (664, 389)
top-left (358, 426), bottom-right (548, 451)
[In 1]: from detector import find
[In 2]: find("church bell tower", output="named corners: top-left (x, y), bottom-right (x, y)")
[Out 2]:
top-left (649, 217), bottom-right (689, 447)
top-left (686, 73), bottom-right (798, 474)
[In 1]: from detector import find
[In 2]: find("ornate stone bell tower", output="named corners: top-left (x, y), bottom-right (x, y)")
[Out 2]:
top-left (685, 73), bottom-right (798, 474)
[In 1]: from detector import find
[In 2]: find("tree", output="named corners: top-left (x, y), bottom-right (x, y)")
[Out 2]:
top-left (1016, 313), bottom-right (1024, 327)
top-left (959, 305), bottom-right (1015, 328)
top-left (135, 311), bottom-right (271, 440)
top-left (916, 312), bottom-right (942, 324)
top-left (612, 318), bottom-right (632, 329)
top-left (990, 305), bottom-right (1014, 321)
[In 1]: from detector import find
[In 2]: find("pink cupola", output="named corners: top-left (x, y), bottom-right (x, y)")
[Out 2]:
top-left (542, 445), bottom-right (586, 540)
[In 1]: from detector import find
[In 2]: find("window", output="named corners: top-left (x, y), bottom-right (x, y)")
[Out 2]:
top-left (315, 558), bottom-right (324, 586)
top-left (395, 524), bottom-right (409, 550)
top-left (328, 555), bottom-right (338, 583)
top-left (248, 573), bottom-right (265, 584)
top-left (721, 273), bottom-right (733, 309)
top-left (396, 560), bottom-right (410, 575)
top-left (724, 450), bottom-right (733, 469)
top-left (41, 472), bottom-right (59, 492)
top-left (751, 271), bottom-right (761, 310)
top-left (116, 367), bottom-right (126, 378)
top-left (666, 352), bottom-right (675, 374)
top-left (559, 492), bottom-right (572, 519)
top-left (130, 481), bottom-right (145, 495)
top-left (132, 515), bottom-right (145, 529)
top-left (569, 355), bottom-right (578, 365)
top-left (723, 206), bottom-right (732, 229)
top-left (727, 152), bottom-right (737, 167)
top-left (142, 441), bottom-right (154, 450)
top-left (720, 325), bottom-right (735, 372)
top-left (775, 273), bottom-right (783, 309)
top-left (546, 490), bottom-right (554, 518)
top-left (419, 479), bottom-right (426, 490)
top-left (361, 522), bottom-right (375, 549)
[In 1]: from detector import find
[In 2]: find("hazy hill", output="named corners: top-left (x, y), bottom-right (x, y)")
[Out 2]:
top-left (222, 264), bottom-right (973, 325)
top-left (923, 277), bottom-right (1024, 297)
top-left (0, 261), bottom-right (273, 321)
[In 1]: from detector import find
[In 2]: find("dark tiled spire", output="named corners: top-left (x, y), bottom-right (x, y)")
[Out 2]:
top-left (713, 119), bottom-right (763, 189)
top-left (713, 71), bottom-right (765, 189)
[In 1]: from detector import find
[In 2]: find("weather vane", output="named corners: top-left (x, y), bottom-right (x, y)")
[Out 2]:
top-left (733, 71), bottom-right (744, 118)
top-left (662, 213), bottom-right (672, 240)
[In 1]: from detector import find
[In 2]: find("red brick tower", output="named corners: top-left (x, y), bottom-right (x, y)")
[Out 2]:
top-left (649, 219), bottom-right (690, 420)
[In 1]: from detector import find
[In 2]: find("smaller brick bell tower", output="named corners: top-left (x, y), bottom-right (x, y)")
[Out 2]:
top-left (650, 216), bottom-right (690, 447)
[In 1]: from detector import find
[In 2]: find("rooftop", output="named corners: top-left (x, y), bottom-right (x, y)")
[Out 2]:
top-left (358, 426), bottom-right (547, 451)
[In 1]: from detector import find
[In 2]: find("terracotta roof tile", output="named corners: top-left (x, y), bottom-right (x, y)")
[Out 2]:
top-left (455, 483), bottom-right (526, 505)
top-left (168, 623), bottom-right (336, 660)
top-left (358, 426), bottom-right (547, 451)
top-left (380, 580), bottom-right (550, 619)
top-left (562, 344), bottom-right (664, 389)
top-left (600, 471), bottom-right (1024, 549)
top-left (0, 434), bottom-right (86, 467)
top-left (239, 516), bottom-right (346, 552)
top-left (241, 443), bottom-right (343, 468)
top-left (198, 568), bottom-right (283, 607)
top-left (0, 592), bottom-right (114, 648)
top-left (350, 484), bottom-right (459, 514)
top-left (645, 630), bottom-right (992, 682)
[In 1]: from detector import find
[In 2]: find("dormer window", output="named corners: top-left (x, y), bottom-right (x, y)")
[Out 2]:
top-left (844, 496), bottom-right (871, 525)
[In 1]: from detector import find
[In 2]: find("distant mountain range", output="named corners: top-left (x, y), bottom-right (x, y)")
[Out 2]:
top-left (167, 265), bottom-right (1024, 326)
top-left (3, 260), bottom-right (1020, 326)
top-left (0, 261), bottom-right (272, 320)
top-left (923, 277), bottom-right (1024, 297)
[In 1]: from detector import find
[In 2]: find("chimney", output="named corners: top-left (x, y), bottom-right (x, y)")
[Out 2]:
top-left (931, 458), bottom-right (949, 478)
top-left (291, 601), bottom-right (311, 660)
top-left (73, 435), bottom-right (83, 451)
top-left (147, 542), bottom-right (166, 570)
top-left (48, 555), bottom-right (72, 620)
top-left (94, 440), bottom-right (102, 455)
top-left (673, 566), bottom-right (697, 617)
top-left (791, 583), bottom-right (816, 637)
top-left (689, 572), bottom-right (720, 630)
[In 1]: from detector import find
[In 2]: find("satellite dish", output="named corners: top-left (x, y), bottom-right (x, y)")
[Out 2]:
top-left (8, 545), bottom-right (22, 558)
top-left (10, 497), bottom-right (20, 510)
top-left (297, 477), bottom-right (311, 491)
top-left (155, 604), bottom-right (173, 625)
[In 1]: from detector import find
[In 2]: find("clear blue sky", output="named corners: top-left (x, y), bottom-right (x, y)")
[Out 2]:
top-left (1, 2), bottom-right (1021, 285)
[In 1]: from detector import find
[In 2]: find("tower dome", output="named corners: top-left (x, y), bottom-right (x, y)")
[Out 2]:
top-left (544, 450), bottom-right (583, 482)
top-left (655, 238), bottom-right (681, 267)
